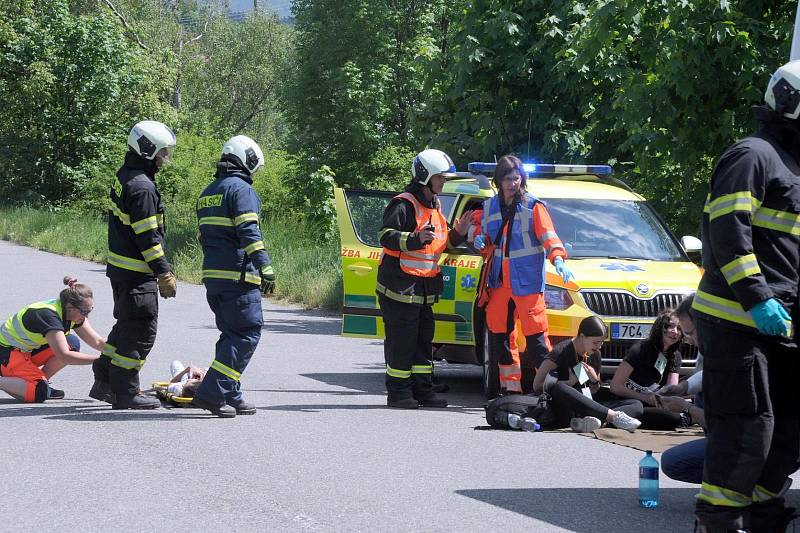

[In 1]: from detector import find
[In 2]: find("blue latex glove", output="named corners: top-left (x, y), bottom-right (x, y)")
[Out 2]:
top-left (554, 257), bottom-right (574, 283)
top-left (750, 298), bottom-right (790, 336)
top-left (473, 235), bottom-right (486, 250)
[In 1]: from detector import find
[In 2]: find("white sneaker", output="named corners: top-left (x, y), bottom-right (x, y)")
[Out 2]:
top-left (570, 416), bottom-right (602, 433)
top-left (610, 411), bottom-right (641, 432)
top-left (169, 360), bottom-right (185, 378)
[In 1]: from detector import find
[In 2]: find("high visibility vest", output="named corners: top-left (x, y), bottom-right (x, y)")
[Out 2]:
top-left (0, 299), bottom-right (73, 352)
top-left (482, 194), bottom-right (546, 296)
top-left (381, 192), bottom-right (447, 278)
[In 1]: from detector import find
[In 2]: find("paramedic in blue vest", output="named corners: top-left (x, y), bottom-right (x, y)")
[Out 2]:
top-left (377, 148), bottom-right (472, 409)
top-left (91, 120), bottom-right (177, 410)
top-left (474, 155), bottom-right (573, 394)
top-left (192, 135), bottom-right (275, 418)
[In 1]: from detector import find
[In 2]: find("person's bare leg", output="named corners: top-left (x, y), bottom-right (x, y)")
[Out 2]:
top-left (41, 357), bottom-right (67, 379)
top-left (0, 377), bottom-right (28, 401)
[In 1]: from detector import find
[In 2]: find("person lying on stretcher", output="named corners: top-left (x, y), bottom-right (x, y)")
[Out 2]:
top-left (154, 360), bottom-right (206, 401)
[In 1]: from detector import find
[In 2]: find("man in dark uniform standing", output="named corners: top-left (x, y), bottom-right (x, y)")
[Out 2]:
top-left (377, 148), bottom-right (470, 409)
top-left (192, 135), bottom-right (274, 418)
top-left (692, 61), bottom-right (800, 532)
top-left (90, 120), bottom-right (178, 410)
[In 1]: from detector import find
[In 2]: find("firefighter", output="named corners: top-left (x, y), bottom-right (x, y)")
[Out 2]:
top-left (474, 155), bottom-right (573, 394)
top-left (89, 120), bottom-right (177, 410)
top-left (377, 148), bottom-right (471, 409)
top-left (0, 277), bottom-right (104, 402)
top-left (191, 135), bottom-right (274, 418)
top-left (692, 60), bottom-right (800, 532)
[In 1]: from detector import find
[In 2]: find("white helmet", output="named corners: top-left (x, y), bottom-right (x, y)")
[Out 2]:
top-left (127, 120), bottom-right (176, 161)
top-left (765, 60), bottom-right (800, 120)
top-left (221, 135), bottom-right (265, 174)
top-left (411, 149), bottom-right (456, 185)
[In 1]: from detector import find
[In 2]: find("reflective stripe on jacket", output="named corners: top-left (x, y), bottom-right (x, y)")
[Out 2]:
top-left (381, 192), bottom-right (447, 278)
top-left (0, 299), bottom-right (72, 352)
top-left (197, 170), bottom-right (270, 287)
top-left (482, 194), bottom-right (547, 296)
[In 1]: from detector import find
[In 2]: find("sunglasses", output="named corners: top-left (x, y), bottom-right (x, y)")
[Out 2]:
top-left (71, 305), bottom-right (93, 317)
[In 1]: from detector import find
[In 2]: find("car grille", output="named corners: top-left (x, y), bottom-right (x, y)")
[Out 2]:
top-left (582, 291), bottom-right (688, 317)
top-left (601, 341), bottom-right (698, 368)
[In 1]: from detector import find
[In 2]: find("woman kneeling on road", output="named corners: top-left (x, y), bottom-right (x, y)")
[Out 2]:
top-left (0, 276), bottom-right (104, 402)
top-left (532, 316), bottom-right (642, 432)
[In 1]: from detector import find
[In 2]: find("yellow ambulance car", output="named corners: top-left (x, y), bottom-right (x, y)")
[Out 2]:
top-left (335, 163), bottom-right (702, 397)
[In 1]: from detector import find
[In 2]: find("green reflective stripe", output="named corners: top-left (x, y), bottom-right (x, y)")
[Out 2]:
top-left (243, 240), bottom-right (265, 254)
top-left (211, 360), bottom-right (241, 381)
top-left (720, 254), bottom-right (761, 285)
top-left (109, 203), bottom-right (131, 225)
top-left (202, 270), bottom-right (260, 286)
top-left (752, 484), bottom-right (778, 503)
top-left (377, 227), bottom-right (392, 241)
top-left (411, 364), bottom-right (432, 374)
top-left (753, 206), bottom-right (800, 235)
top-left (131, 215), bottom-right (158, 235)
top-left (386, 364), bottom-right (411, 379)
top-left (202, 269), bottom-right (241, 281)
top-left (399, 232), bottom-right (411, 252)
top-left (107, 251), bottom-right (153, 273)
top-left (376, 282), bottom-right (438, 305)
top-left (234, 212), bottom-right (259, 226)
top-left (705, 191), bottom-right (761, 221)
top-left (692, 290), bottom-right (757, 329)
top-left (697, 482), bottom-right (751, 507)
top-left (141, 244), bottom-right (164, 262)
top-left (198, 216), bottom-right (234, 227)
top-left (156, 214), bottom-right (164, 226)
top-left (102, 343), bottom-right (144, 370)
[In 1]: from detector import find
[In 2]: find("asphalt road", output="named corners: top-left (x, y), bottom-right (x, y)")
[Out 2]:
top-left (1, 240), bottom-right (797, 532)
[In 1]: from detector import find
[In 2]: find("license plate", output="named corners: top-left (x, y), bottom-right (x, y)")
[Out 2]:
top-left (611, 323), bottom-right (652, 340)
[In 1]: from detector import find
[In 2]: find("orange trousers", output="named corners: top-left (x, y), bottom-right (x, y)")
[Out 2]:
top-left (0, 346), bottom-right (55, 402)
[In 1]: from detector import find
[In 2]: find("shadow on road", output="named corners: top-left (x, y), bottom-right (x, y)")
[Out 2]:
top-left (262, 314), bottom-right (341, 336)
top-left (259, 403), bottom-right (483, 414)
top-left (457, 487), bottom-right (698, 532)
top-left (0, 402), bottom-right (210, 420)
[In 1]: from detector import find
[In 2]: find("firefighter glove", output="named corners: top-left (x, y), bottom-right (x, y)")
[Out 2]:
top-left (157, 272), bottom-right (177, 299)
top-left (260, 265), bottom-right (276, 295)
top-left (554, 257), bottom-right (574, 283)
top-left (750, 298), bottom-right (790, 337)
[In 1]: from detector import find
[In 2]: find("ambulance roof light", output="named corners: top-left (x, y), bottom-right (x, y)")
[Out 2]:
top-left (467, 162), bottom-right (613, 177)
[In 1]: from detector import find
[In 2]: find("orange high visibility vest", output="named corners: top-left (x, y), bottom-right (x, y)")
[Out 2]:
top-left (382, 192), bottom-right (447, 277)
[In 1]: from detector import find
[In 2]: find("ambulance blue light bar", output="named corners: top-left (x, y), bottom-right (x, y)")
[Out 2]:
top-left (468, 162), bottom-right (613, 176)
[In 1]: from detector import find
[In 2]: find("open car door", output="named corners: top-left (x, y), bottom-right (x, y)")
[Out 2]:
top-left (334, 187), bottom-right (483, 346)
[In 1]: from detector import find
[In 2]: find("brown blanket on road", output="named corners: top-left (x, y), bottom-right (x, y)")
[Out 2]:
top-left (577, 427), bottom-right (705, 453)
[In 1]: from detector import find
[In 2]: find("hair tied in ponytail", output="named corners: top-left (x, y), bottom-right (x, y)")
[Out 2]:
top-left (63, 276), bottom-right (78, 288)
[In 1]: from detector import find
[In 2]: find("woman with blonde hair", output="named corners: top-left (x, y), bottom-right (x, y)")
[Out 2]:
top-left (0, 276), bottom-right (105, 402)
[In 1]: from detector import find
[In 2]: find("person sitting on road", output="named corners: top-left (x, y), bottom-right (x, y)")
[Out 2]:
top-left (532, 316), bottom-right (642, 432)
top-left (0, 276), bottom-right (104, 403)
top-left (608, 309), bottom-right (687, 430)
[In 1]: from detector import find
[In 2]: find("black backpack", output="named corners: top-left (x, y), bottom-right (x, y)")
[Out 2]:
top-left (484, 393), bottom-right (558, 430)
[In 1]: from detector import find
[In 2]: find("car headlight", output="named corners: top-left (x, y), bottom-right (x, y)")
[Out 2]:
top-left (544, 285), bottom-right (573, 310)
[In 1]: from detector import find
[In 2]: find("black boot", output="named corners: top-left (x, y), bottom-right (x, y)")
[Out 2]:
top-left (48, 387), bottom-right (65, 400)
top-left (417, 395), bottom-right (448, 408)
top-left (749, 498), bottom-right (798, 533)
top-left (112, 393), bottom-right (160, 410)
top-left (192, 395), bottom-right (236, 418)
top-left (387, 396), bottom-right (419, 409)
top-left (228, 398), bottom-right (257, 415)
top-left (88, 379), bottom-right (113, 403)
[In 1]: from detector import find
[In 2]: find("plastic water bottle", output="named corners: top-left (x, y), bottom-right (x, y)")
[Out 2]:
top-left (495, 412), bottom-right (540, 432)
top-left (170, 360), bottom-right (185, 378)
top-left (639, 450), bottom-right (659, 508)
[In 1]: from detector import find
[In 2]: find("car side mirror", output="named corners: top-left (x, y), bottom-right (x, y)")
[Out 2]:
top-left (680, 235), bottom-right (702, 253)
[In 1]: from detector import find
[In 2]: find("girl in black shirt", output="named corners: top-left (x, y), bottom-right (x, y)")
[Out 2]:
top-left (533, 316), bottom-right (643, 432)
top-left (609, 309), bottom-right (685, 429)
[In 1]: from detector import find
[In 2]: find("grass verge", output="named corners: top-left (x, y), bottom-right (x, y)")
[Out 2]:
top-left (0, 207), bottom-right (342, 310)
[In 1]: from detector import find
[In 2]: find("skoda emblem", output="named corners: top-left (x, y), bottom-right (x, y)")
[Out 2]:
top-left (636, 283), bottom-right (649, 295)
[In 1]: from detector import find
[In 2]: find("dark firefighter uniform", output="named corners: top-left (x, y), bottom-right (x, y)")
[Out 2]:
top-left (377, 187), bottom-right (464, 403)
top-left (194, 160), bottom-right (270, 407)
top-left (692, 106), bottom-right (800, 531)
top-left (94, 151), bottom-right (171, 397)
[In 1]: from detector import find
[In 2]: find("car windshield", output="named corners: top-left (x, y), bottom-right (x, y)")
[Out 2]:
top-left (546, 198), bottom-right (684, 261)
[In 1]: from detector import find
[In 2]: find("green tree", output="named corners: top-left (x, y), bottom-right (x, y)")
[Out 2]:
top-left (0, 0), bottom-right (174, 204)
top-left (287, 0), bottom-right (462, 190)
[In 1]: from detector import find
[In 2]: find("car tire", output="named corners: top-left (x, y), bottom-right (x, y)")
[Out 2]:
top-left (474, 305), bottom-right (500, 400)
